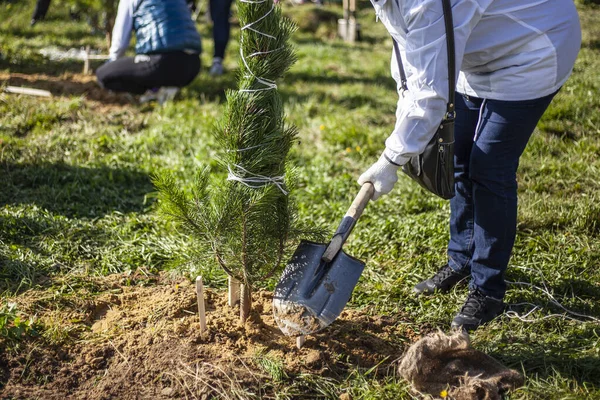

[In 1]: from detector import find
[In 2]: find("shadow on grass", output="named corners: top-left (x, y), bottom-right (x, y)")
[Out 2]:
top-left (167, 65), bottom-right (396, 109)
top-left (184, 66), bottom-right (396, 108)
top-left (293, 33), bottom-right (383, 47)
top-left (507, 269), bottom-right (600, 317)
top-left (584, 39), bottom-right (600, 50)
top-left (185, 71), bottom-right (239, 103)
top-left (491, 325), bottom-right (600, 387)
top-left (0, 249), bottom-right (51, 294)
top-left (283, 69), bottom-right (396, 90)
top-left (0, 214), bottom-right (112, 294)
top-left (7, 24), bottom-right (98, 41)
top-left (280, 88), bottom-right (394, 111)
top-left (500, 270), bottom-right (600, 387)
top-left (279, 70), bottom-right (397, 113)
top-left (0, 57), bottom-right (92, 76)
top-left (542, 128), bottom-right (578, 141)
top-left (0, 161), bottom-right (154, 218)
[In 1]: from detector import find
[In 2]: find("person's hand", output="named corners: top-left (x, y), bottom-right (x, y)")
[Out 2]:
top-left (357, 153), bottom-right (400, 200)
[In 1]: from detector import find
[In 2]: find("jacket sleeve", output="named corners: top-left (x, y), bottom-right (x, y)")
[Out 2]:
top-left (383, 0), bottom-right (483, 165)
top-left (109, 0), bottom-right (137, 61)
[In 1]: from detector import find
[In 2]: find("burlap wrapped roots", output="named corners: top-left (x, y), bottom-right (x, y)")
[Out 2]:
top-left (398, 330), bottom-right (524, 400)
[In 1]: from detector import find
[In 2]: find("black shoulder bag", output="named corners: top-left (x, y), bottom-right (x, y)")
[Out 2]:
top-left (393, 0), bottom-right (456, 199)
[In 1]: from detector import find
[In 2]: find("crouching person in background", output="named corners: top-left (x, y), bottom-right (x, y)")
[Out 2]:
top-left (96, 0), bottom-right (202, 103)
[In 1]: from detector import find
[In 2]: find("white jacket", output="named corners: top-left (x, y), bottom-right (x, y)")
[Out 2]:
top-left (373, 0), bottom-right (581, 165)
top-left (109, 0), bottom-right (141, 61)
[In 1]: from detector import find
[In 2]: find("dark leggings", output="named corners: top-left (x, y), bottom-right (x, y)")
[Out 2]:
top-left (96, 51), bottom-right (200, 95)
top-left (32, 0), bottom-right (51, 21)
top-left (210, 0), bottom-right (234, 59)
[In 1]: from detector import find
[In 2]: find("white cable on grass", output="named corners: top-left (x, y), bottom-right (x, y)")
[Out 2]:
top-left (227, 164), bottom-right (288, 195)
top-left (506, 265), bottom-right (600, 323)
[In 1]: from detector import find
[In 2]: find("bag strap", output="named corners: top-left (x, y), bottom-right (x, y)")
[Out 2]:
top-left (392, 0), bottom-right (456, 118)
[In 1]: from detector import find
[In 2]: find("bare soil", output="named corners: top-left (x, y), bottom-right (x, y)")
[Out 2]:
top-left (0, 272), bottom-right (423, 399)
top-left (1, 72), bottom-right (135, 110)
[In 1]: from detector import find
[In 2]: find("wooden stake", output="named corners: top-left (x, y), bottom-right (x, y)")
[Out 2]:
top-left (239, 284), bottom-right (251, 323)
top-left (5, 86), bottom-right (52, 98)
top-left (83, 45), bottom-right (91, 75)
top-left (228, 276), bottom-right (240, 307)
top-left (195, 276), bottom-right (207, 332)
top-left (86, 55), bottom-right (110, 60)
top-left (296, 335), bottom-right (306, 349)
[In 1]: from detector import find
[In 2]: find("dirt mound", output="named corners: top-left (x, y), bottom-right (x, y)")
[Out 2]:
top-left (0, 272), bottom-right (420, 399)
top-left (1, 72), bottom-right (134, 108)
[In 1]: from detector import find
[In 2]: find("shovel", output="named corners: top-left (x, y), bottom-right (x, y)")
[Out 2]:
top-left (273, 182), bottom-right (374, 336)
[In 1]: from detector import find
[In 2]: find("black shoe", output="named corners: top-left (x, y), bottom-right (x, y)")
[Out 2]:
top-left (413, 264), bottom-right (469, 295)
top-left (30, 18), bottom-right (38, 27)
top-left (451, 288), bottom-right (505, 331)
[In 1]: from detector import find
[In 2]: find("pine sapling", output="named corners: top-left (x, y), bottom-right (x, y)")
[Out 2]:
top-left (154, 0), bottom-right (322, 323)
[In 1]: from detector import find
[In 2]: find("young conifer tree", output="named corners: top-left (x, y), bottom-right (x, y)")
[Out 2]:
top-left (154, 0), bottom-right (319, 322)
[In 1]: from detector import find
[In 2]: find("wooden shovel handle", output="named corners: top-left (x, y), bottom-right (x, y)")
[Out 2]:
top-left (322, 183), bottom-right (374, 262)
top-left (347, 182), bottom-right (374, 220)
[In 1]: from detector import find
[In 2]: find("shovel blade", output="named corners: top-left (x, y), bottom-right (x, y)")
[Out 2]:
top-left (272, 240), bottom-right (365, 336)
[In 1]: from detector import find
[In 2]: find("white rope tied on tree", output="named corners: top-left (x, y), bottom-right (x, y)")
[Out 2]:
top-left (238, 3), bottom-right (282, 93)
top-left (240, 4), bottom-right (277, 38)
top-left (505, 265), bottom-right (600, 323)
top-left (226, 143), bottom-right (269, 152)
top-left (247, 47), bottom-right (285, 58)
top-left (227, 0), bottom-right (289, 195)
top-left (227, 164), bottom-right (288, 195)
top-left (238, 49), bottom-right (277, 93)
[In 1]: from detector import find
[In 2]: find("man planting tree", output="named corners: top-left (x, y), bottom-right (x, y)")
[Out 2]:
top-left (358, 0), bottom-right (581, 331)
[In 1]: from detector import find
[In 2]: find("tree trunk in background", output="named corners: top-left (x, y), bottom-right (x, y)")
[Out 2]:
top-left (103, 0), bottom-right (117, 51)
top-left (104, 22), bottom-right (113, 51)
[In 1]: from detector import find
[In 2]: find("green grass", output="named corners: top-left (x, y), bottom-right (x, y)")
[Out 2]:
top-left (2, 0), bottom-right (600, 398)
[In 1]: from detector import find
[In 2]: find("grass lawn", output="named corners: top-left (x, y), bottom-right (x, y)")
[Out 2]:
top-left (1, 0), bottom-right (600, 398)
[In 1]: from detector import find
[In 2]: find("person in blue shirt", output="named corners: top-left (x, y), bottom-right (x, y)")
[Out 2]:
top-left (96, 0), bottom-right (202, 99)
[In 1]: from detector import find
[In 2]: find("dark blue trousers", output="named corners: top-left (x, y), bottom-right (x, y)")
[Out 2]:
top-left (32, 0), bottom-right (51, 21)
top-left (210, 0), bottom-right (234, 59)
top-left (448, 91), bottom-right (558, 299)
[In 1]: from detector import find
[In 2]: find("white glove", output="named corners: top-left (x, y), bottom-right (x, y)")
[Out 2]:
top-left (357, 153), bottom-right (401, 201)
